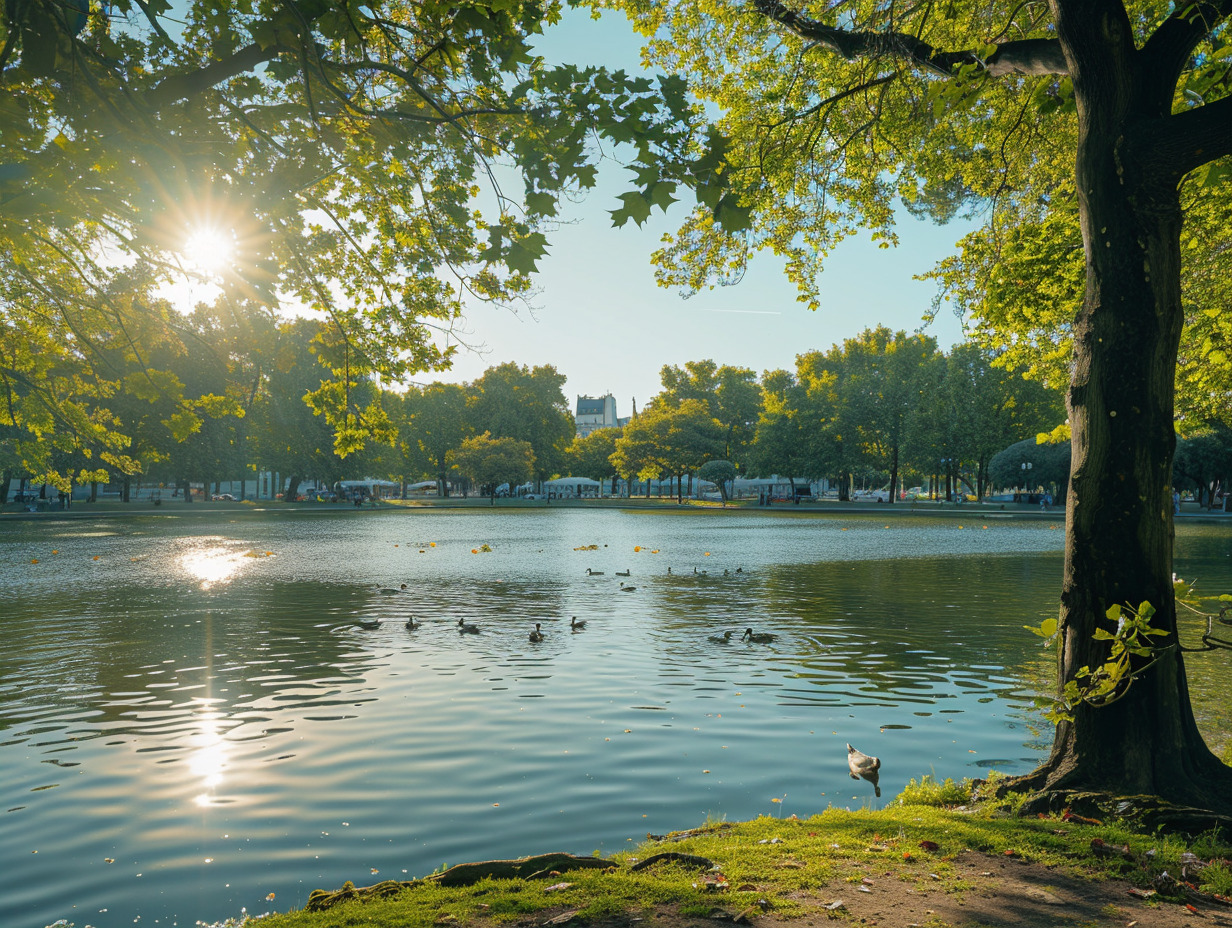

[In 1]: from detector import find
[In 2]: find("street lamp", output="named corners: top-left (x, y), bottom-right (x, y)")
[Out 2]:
top-left (1021, 462), bottom-right (1033, 502)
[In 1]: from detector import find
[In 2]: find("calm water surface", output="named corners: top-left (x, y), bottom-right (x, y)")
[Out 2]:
top-left (2, 509), bottom-right (1229, 928)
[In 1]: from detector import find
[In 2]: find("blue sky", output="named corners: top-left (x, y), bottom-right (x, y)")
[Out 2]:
top-left (430, 11), bottom-right (976, 414)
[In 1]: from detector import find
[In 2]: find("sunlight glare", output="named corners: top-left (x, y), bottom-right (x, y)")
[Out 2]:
top-left (181, 546), bottom-right (244, 588)
top-left (189, 705), bottom-right (228, 806)
top-left (184, 227), bottom-right (235, 276)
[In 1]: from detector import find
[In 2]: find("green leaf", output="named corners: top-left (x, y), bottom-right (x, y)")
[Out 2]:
top-left (506, 232), bottom-right (548, 274)
top-left (714, 194), bottom-right (752, 233)
top-left (525, 191), bottom-right (558, 217)
top-left (1024, 617), bottom-right (1058, 638)
top-left (648, 181), bottom-right (679, 212)
top-left (609, 191), bottom-right (652, 228)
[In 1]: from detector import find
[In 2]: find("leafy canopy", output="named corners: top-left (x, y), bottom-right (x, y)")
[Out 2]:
top-left (0, 0), bottom-right (730, 483)
top-left (617, 0), bottom-right (1232, 410)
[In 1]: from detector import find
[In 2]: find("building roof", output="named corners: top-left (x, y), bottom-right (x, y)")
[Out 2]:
top-left (576, 398), bottom-right (607, 415)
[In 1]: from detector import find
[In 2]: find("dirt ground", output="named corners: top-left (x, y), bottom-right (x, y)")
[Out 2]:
top-left (523, 850), bottom-right (1232, 928)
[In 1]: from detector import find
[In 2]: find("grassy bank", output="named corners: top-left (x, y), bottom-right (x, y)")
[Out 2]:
top-left (231, 779), bottom-right (1232, 928)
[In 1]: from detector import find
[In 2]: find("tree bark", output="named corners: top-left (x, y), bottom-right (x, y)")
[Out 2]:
top-left (1018, 0), bottom-right (1232, 806)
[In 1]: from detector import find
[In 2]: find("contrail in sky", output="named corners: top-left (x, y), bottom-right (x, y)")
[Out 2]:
top-left (700, 308), bottom-right (782, 315)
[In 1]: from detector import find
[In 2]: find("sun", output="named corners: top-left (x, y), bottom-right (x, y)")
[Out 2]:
top-left (183, 226), bottom-right (235, 276)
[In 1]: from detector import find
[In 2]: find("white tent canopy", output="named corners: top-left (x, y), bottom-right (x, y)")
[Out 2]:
top-left (544, 477), bottom-right (601, 487)
top-left (542, 476), bottom-right (602, 497)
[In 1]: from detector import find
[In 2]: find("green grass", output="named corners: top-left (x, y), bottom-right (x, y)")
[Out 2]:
top-left (234, 798), bottom-right (1232, 928)
top-left (895, 774), bottom-right (973, 807)
top-left (1200, 859), bottom-right (1232, 895)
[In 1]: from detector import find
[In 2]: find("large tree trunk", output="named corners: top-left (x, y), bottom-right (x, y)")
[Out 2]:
top-left (1020, 5), bottom-right (1232, 806)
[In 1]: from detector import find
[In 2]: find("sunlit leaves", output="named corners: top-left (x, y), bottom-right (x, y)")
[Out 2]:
top-left (1, 0), bottom-right (714, 476)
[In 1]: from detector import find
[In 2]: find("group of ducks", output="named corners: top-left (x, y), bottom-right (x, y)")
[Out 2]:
top-left (365, 574), bottom-right (775, 646)
top-left (709, 628), bottom-right (777, 643)
top-left (584, 568), bottom-right (636, 591)
top-left (357, 615), bottom-right (589, 637)
top-left (368, 584), bottom-right (882, 798)
top-left (459, 616), bottom-right (586, 639)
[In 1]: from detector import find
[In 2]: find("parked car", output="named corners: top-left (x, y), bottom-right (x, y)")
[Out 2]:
top-left (852, 488), bottom-right (891, 502)
top-left (212, 493), bottom-right (236, 501)
top-left (852, 489), bottom-right (890, 502)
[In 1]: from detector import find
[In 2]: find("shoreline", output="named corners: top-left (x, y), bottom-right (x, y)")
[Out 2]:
top-left (3, 494), bottom-right (1225, 523)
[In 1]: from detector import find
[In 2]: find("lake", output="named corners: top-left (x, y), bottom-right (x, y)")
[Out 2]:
top-left (2, 508), bottom-right (1229, 928)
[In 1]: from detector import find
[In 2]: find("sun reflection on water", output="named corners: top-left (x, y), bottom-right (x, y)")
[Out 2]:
top-left (189, 702), bottom-right (228, 807)
top-left (181, 546), bottom-right (245, 588)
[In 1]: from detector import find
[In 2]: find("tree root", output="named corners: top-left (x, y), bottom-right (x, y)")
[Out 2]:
top-left (976, 783), bottom-right (1232, 837)
top-left (305, 852), bottom-right (618, 912)
top-left (629, 852), bottom-right (716, 872)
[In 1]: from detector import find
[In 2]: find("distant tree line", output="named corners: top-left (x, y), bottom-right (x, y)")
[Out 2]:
top-left (5, 317), bottom-right (1231, 505)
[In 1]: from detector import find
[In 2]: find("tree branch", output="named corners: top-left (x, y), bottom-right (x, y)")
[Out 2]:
top-left (145, 42), bottom-right (286, 108)
top-left (1140, 0), bottom-right (1232, 101)
top-left (1152, 92), bottom-right (1232, 181)
top-left (752, 0), bottom-right (1066, 78)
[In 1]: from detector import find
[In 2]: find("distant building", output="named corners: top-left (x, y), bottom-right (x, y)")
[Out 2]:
top-left (575, 394), bottom-right (631, 437)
